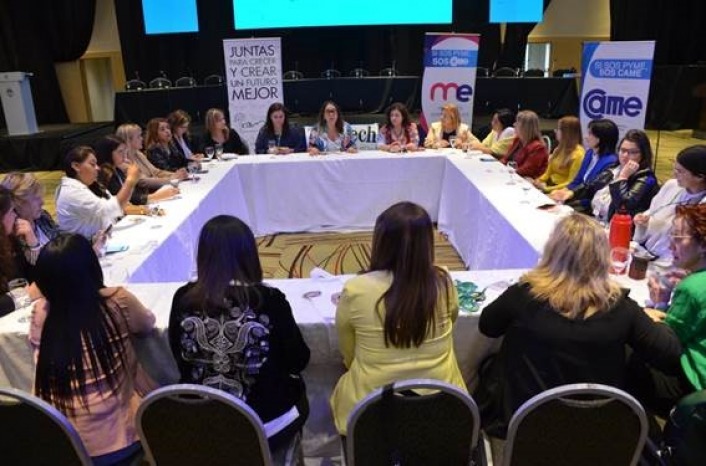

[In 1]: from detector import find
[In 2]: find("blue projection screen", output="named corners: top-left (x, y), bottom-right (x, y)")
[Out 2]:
top-left (490, 0), bottom-right (543, 23)
top-left (233, 0), bottom-right (452, 29)
top-left (143, 0), bottom-right (199, 34)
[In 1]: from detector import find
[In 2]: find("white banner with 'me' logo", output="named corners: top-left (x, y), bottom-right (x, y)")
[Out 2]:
top-left (580, 41), bottom-right (655, 140)
top-left (420, 33), bottom-right (480, 133)
top-left (223, 37), bottom-right (283, 154)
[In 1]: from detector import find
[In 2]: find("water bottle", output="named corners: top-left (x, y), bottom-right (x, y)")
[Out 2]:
top-left (609, 207), bottom-right (632, 250)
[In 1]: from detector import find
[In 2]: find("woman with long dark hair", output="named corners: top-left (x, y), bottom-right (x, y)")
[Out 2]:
top-left (168, 215), bottom-right (310, 451)
top-left (330, 201), bottom-right (465, 435)
top-left (308, 100), bottom-right (358, 154)
top-left (145, 118), bottom-right (187, 171)
top-left (0, 186), bottom-right (32, 316)
top-left (55, 145), bottom-right (139, 239)
top-left (376, 102), bottom-right (419, 152)
top-left (31, 233), bottom-right (156, 465)
top-left (254, 102), bottom-right (306, 154)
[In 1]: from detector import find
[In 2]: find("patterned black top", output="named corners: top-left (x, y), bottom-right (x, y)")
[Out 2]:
top-left (168, 282), bottom-right (310, 422)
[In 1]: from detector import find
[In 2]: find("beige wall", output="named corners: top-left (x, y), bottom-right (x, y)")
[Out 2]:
top-left (529, 0), bottom-right (611, 73)
top-left (55, 0), bottom-right (124, 123)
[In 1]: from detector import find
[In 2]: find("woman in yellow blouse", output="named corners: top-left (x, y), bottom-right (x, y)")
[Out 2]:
top-left (469, 108), bottom-right (516, 158)
top-left (534, 116), bottom-right (585, 192)
top-left (330, 201), bottom-right (466, 435)
top-left (424, 103), bottom-right (479, 149)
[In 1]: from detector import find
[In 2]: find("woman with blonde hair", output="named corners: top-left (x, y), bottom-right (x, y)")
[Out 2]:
top-left (331, 201), bottom-right (465, 436)
top-left (116, 124), bottom-right (186, 189)
top-left (200, 108), bottom-right (248, 155)
top-left (501, 110), bottom-right (548, 178)
top-left (474, 213), bottom-right (682, 438)
top-left (534, 116), bottom-right (585, 192)
top-left (423, 103), bottom-right (479, 149)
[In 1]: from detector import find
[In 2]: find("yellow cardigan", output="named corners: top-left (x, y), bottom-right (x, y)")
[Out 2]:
top-left (330, 270), bottom-right (466, 434)
top-left (537, 145), bottom-right (586, 192)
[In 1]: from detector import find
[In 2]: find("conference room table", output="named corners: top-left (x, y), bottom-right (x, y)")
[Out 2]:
top-left (112, 76), bottom-right (578, 126)
top-left (0, 149), bottom-right (609, 462)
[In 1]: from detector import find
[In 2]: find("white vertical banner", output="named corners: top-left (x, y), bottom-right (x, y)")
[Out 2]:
top-left (420, 33), bottom-right (480, 132)
top-left (580, 40), bottom-right (655, 140)
top-left (223, 38), bottom-right (283, 154)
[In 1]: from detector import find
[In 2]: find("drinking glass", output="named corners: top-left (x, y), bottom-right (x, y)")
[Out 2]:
top-left (267, 140), bottom-right (277, 154)
top-left (204, 146), bottom-right (215, 160)
top-left (520, 183), bottom-right (532, 203)
top-left (610, 247), bottom-right (630, 275)
top-left (215, 145), bottom-right (224, 160)
top-left (8, 278), bottom-right (31, 309)
top-left (449, 137), bottom-right (457, 150)
top-left (506, 161), bottom-right (518, 185)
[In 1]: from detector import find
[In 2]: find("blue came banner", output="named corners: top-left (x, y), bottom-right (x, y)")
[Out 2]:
top-left (579, 41), bottom-right (655, 140)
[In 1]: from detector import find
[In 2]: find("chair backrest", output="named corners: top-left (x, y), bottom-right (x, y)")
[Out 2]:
top-left (664, 389), bottom-right (706, 466)
top-left (503, 383), bottom-right (648, 466)
top-left (203, 74), bottom-right (224, 86)
top-left (283, 70), bottom-right (304, 80)
top-left (477, 66), bottom-right (490, 78)
top-left (0, 388), bottom-right (92, 466)
top-left (321, 69), bottom-right (341, 79)
top-left (149, 77), bottom-right (172, 89)
top-left (494, 67), bottom-right (518, 77)
top-left (379, 67), bottom-right (398, 77)
top-left (522, 69), bottom-right (545, 78)
top-left (541, 134), bottom-right (553, 153)
top-left (347, 379), bottom-right (480, 466)
top-left (136, 384), bottom-right (273, 466)
top-left (174, 76), bottom-right (197, 87)
top-left (125, 79), bottom-right (146, 91)
top-left (349, 68), bottom-right (370, 78)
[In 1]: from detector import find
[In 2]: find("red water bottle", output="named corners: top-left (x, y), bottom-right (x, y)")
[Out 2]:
top-left (609, 207), bottom-right (632, 250)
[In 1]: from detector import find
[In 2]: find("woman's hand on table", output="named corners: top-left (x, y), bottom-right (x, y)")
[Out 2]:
top-left (549, 188), bottom-right (573, 203)
top-left (644, 307), bottom-right (667, 323)
top-left (308, 147), bottom-right (321, 156)
top-left (633, 213), bottom-right (650, 226)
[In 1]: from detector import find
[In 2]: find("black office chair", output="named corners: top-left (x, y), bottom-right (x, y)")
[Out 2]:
top-left (149, 76), bottom-right (172, 89)
top-left (321, 69), bottom-right (341, 79)
top-left (553, 67), bottom-right (578, 77)
top-left (0, 388), bottom-right (93, 466)
top-left (174, 76), bottom-right (197, 87)
top-left (522, 69), bottom-right (545, 78)
top-left (503, 383), bottom-right (648, 466)
top-left (477, 67), bottom-right (490, 78)
top-left (349, 68), bottom-right (370, 78)
top-left (283, 70), bottom-right (304, 80)
top-left (347, 379), bottom-right (484, 466)
top-left (204, 74), bottom-right (225, 86)
top-left (493, 67), bottom-right (518, 77)
top-left (125, 79), bottom-right (146, 91)
top-left (379, 67), bottom-right (399, 77)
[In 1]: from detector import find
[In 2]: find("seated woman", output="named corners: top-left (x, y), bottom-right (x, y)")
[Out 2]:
top-left (1, 173), bottom-right (59, 266)
top-left (330, 201), bottom-right (466, 436)
top-left (94, 135), bottom-right (179, 207)
top-left (474, 213), bottom-right (682, 439)
top-left (635, 204), bottom-right (706, 415)
top-left (255, 102), bottom-right (306, 154)
top-left (167, 109), bottom-right (203, 163)
top-left (549, 118), bottom-right (620, 212)
top-left (533, 116), bottom-right (584, 192)
top-left (633, 145), bottom-right (706, 261)
top-left (376, 102), bottom-right (420, 152)
top-left (469, 108), bottom-right (516, 158)
top-left (0, 187), bottom-right (32, 317)
top-left (501, 110), bottom-right (549, 178)
top-left (145, 118), bottom-right (187, 172)
top-left (200, 108), bottom-right (249, 155)
top-left (116, 123), bottom-right (187, 190)
top-left (308, 100), bottom-right (358, 154)
top-left (31, 233), bottom-right (156, 465)
top-left (423, 103), bottom-right (479, 149)
top-left (591, 129), bottom-right (659, 223)
top-left (55, 145), bottom-right (140, 239)
top-left (169, 215), bottom-right (310, 451)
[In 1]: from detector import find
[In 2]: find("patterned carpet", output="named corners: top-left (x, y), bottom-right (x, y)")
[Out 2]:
top-left (257, 230), bottom-right (467, 279)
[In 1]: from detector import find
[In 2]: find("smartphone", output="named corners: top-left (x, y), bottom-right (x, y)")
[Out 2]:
top-left (537, 203), bottom-right (557, 211)
top-left (104, 224), bottom-right (113, 235)
top-left (479, 157), bottom-right (496, 162)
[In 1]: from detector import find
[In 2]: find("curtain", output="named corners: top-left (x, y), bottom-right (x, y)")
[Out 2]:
top-left (0, 0), bottom-right (96, 125)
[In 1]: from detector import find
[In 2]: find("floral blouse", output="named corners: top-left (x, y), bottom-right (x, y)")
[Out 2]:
top-left (308, 122), bottom-right (359, 152)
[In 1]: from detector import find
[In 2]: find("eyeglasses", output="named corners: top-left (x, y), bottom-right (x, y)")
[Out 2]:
top-left (619, 148), bottom-right (641, 156)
